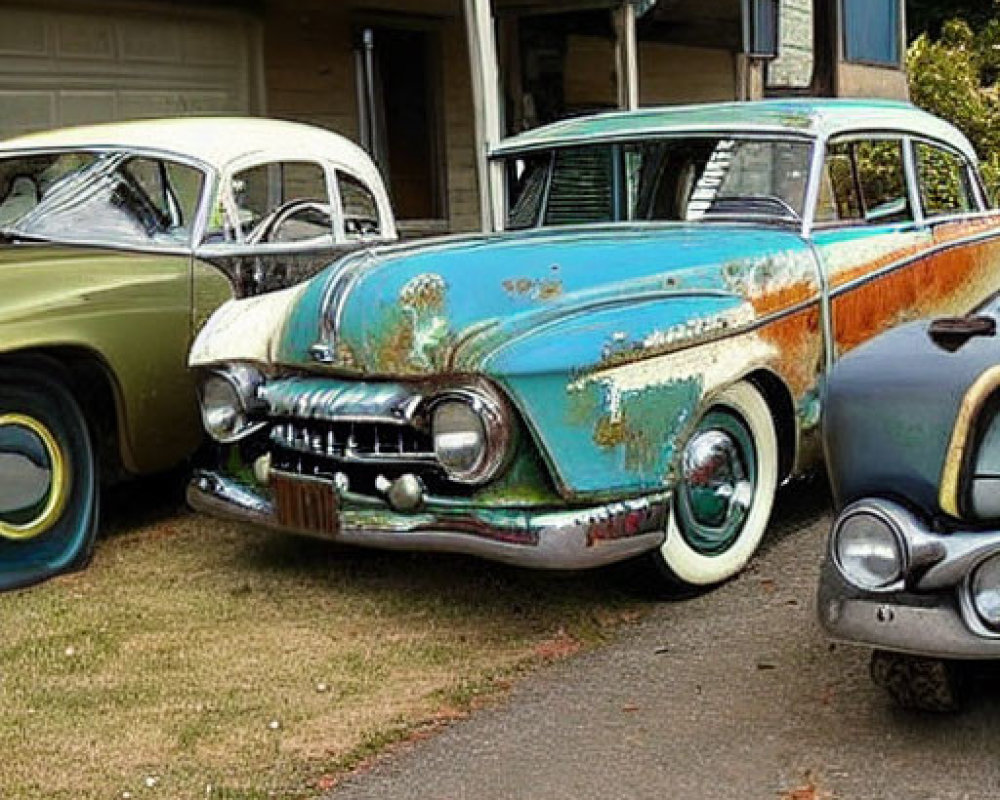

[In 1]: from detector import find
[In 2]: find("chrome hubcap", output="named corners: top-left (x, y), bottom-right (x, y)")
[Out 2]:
top-left (676, 411), bottom-right (756, 555)
top-left (0, 414), bottom-right (68, 540)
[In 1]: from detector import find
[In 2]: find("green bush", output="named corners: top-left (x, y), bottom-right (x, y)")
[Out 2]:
top-left (908, 14), bottom-right (1000, 201)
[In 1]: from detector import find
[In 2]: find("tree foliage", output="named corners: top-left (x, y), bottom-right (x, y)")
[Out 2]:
top-left (908, 12), bottom-right (1000, 198)
top-left (908, 0), bottom-right (999, 42)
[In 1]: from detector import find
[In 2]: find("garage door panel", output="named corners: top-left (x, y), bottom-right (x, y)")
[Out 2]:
top-left (0, 6), bottom-right (255, 140)
top-left (60, 91), bottom-right (116, 127)
top-left (0, 11), bottom-right (47, 56)
top-left (118, 19), bottom-right (183, 63)
top-left (119, 89), bottom-right (241, 119)
top-left (56, 19), bottom-right (116, 60)
top-left (0, 91), bottom-right (55, 137)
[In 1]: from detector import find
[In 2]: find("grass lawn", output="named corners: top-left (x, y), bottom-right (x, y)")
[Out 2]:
top-left (0, 480), bottom-right (645, 799)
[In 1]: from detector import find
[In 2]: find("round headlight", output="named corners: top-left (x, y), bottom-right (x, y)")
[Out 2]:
top-left (433, 400), bottom-right (488, 479)
top-left (200, 373), bottom-right (245, 443)
top-left (834, 510), bottom-right (904, 591)
top-left (971, 554), bottom-right (1000, 630)
top-left (431, 389), bottom-right (510, 484)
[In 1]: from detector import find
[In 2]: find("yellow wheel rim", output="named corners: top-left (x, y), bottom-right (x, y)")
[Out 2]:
top-left (0, 413), bottom-right (70, 541)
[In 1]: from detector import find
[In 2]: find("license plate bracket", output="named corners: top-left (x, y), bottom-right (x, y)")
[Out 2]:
top-left (272, 470), bottom-right (340, 536)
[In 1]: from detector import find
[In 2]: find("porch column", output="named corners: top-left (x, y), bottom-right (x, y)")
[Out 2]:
top-left (464, 0), bottom-right (506, 233)
top-left (615, 2), bottom-right (639, 110)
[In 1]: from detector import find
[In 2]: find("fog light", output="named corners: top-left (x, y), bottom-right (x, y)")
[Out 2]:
top-left (834, 509), bottom-right (904, 591)
top-left (971, 554), bottom-right (1000, 630)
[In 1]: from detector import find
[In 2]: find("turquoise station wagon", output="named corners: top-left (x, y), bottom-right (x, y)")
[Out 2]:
top-left (187, 99), bottom-right (1000, 590)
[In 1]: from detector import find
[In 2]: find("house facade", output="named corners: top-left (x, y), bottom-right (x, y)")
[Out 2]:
top-left (0, 0), bottom-right (907, 234)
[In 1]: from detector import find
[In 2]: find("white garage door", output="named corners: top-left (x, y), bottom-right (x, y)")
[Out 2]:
top-left (0, 4), bottom-right (259, 141)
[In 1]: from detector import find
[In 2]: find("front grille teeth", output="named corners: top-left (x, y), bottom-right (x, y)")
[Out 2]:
top-left (269, 420), bottom-right (435, 464)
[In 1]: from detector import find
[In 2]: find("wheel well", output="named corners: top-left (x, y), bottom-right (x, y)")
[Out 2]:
top-left (746, 369), bottom-right (796, 482)
top-left (0, 347), bottom-right (125, 478)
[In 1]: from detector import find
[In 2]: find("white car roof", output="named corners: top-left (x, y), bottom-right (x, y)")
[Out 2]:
top-left (0, 117), bottom-right (375, 174)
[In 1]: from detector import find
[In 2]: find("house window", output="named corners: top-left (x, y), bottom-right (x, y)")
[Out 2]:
top-left (743, 0), bottom-right (779, 59)
top-left (355, 23), bottom-right (445, 221)
top-left (841, 0), bottom-right (901, 66)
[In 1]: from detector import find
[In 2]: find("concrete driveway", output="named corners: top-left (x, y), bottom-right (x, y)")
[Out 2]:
top-left (329, 480), bottom-right (1000, 800)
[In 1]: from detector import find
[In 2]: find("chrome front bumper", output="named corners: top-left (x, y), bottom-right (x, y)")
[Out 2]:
top-left (818, 498), bottom-right (1000, 659)
top-left (187, 469), bottom-right (668, 570)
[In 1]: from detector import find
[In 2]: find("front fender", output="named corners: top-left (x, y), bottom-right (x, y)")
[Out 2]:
top-left (823, 320), bottom-right (1000, 517)
top-left (479, 294), bottom-right (777, 499)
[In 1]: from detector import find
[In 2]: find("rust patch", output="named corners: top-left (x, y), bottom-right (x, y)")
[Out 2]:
top-left (502, 277), bottom-right (563, 301)
top-left (593, 416), bottom-right (631, 448)
top-left (372, 314), bottom-right (417, 374)
top-left (400, 273), bottom-right (446, 312)
top-left (756, 304), bottom-right (824, 397)
top-left (833, 232), bottom-right (1000, 354)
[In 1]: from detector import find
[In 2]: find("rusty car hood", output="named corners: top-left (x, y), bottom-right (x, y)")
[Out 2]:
top-left (191, 223), bottom-right (818, 378)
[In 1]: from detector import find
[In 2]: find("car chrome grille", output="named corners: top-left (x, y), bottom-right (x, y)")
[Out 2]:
top-left (269, 419), bottom-right (435, 465)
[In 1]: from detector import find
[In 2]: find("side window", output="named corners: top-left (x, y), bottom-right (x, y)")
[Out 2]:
top-left (337, 172), bottom-right (381, 239)
top-left (506, 154), bottom-right (549, 230)
top-left (544, 145), bottom-right (614, 226)
top-left (815, 141), bottom-right (862, 224)
top-left (854, 140), bottom-right (911, 224)
top-left (915, 142), bottom-right (976, 218)
top-left (815, 139), bottom-right (911, 226)
top-left (228, 161), bottom-right (332, 244)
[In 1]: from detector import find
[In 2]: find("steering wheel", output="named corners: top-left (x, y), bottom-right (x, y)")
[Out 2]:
top-left (246, 198), bottom-right (333, 245)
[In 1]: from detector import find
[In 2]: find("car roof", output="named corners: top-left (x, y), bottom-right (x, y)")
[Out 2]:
top-left (491, 99), bottom-right (978, 163)
top-left (0, 117), bottom-right (375, 173)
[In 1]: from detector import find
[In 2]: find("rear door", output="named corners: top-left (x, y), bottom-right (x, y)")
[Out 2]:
top-left (810, 135), bottom-right (932, 358)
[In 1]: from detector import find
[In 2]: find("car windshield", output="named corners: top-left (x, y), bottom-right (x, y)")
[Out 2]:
top-left (505, 137), bottom-right (813, 230)
top-left (0, 151), bottom-right (206, 248)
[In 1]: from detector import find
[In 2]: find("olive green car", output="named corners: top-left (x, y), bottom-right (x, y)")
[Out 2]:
top-left (0, 118), bottom-right (396, 589)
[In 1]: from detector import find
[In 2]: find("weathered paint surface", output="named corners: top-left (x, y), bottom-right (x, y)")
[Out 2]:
top-left (0, 245), bottom-right (196, 473)
top-left (816, 215), bottom-right (1000, 356)
top-left (195, 205), bottom-right (1000, 503)
top-left (197, 224), bottom-right (827, 499)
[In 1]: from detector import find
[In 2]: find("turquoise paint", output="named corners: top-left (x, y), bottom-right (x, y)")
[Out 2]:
top-left (266, 223), bottom-right (820, 498)
top-left (280, 224), bottom-right (814, 373)
top-left (490, 99), bottom-right (975, 164)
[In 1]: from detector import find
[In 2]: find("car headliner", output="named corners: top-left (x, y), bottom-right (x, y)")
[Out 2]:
top-left (491, 99), bottom-right (978, 164)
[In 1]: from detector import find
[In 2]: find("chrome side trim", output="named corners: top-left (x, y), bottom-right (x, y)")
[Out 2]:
top-left (187, 469), bottom-right (668, 571)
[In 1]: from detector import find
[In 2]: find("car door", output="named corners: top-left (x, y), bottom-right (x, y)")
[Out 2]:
top-left (78, 155), bottom-right (205, 473)
top-left (811, 134), bottom-right (1000, 361)
top-left (810, 135), bottom-right (934, 358)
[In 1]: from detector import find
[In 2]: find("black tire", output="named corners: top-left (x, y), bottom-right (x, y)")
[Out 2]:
top-left (0, 367), bottom-right (99, 591)
top-left (870, 650), bottom-right (967, 713)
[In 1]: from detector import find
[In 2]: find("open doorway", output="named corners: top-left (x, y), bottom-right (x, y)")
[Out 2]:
top-left (355, 21), bottom-right (445, 221)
